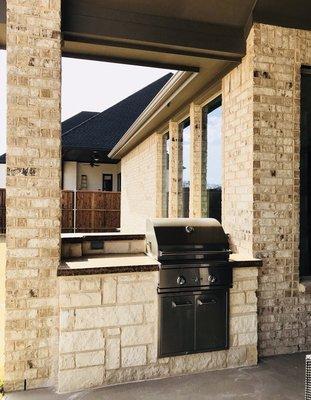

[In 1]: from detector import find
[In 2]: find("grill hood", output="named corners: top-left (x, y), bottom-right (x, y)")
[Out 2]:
top-left (146, 218), bottom-right (230, 262)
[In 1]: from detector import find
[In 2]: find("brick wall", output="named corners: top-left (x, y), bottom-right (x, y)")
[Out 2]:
top-left (58, 267), bottom-right (258, 393)
top-left (189, 103), bottom-right (207, 217)
top-left (223, 24), bottom-right (311, 356)
top-left (121, 133), bottom-right (159, 232)
top-left (5, 0), bottom-right (61, 390)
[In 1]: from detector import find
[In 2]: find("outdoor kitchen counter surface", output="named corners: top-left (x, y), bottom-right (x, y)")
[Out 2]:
top-left (58, 253), bottom-right (261, 276)
top-left (58, 253), bottom-right (160, 276)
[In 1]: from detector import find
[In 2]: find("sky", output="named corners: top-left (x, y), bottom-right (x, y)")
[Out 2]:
top-left (0, 51), bottom-right (221, 185)
top-left (0, 51), bottom-right (172, 155)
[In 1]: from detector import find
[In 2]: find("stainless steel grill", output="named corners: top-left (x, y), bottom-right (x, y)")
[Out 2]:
top-left (146, 218), bottom-right (233, 358)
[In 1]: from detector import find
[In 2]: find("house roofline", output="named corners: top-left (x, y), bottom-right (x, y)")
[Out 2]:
top-left (108, 71), bottom-right (197, 159)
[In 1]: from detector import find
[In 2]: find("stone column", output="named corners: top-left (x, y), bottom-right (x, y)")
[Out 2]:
top-left (6, 0), bottom-right (61, 391)
top-left (168, 120), bottom-right (182, 217)
top-left (189, 103), bottom-right (207, 217)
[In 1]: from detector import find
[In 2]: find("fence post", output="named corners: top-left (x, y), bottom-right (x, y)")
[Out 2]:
top-left (73, 190), bottom-right (77, 233)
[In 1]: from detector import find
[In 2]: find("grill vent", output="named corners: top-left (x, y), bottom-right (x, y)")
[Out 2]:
top-left (306, 355), bottom-right (311, 399)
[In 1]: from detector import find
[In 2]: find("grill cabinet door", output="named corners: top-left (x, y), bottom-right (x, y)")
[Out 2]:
top-left (195, 290), bottom-right (228, 352)
top-left (159, 294), bottom-right (195, 357)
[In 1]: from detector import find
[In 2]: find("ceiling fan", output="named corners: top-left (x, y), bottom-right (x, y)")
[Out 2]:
top-left (90, 151), bottom-right (100, 167)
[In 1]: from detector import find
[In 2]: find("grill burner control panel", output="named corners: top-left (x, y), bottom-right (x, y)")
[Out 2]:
top-left (159, 266), bottom-right (232, 291)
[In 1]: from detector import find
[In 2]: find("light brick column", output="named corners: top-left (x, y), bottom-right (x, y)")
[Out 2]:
top-left (168, 120), bottom-right (182, 217)
top-left (5, 0), bottom-right (61, 391)
top-left (189, 103), bottom-right (207, 217)
top-left (155, 132), bottom-right (165, 218)
top-left (223, 23), bottom-right (311, 357)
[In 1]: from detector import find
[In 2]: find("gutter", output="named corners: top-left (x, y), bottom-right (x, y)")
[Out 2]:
top-left (109, 70), bottom-right (198, 159)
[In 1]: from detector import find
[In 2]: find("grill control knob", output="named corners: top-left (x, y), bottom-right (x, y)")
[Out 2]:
top-left (185, 226), bottom-right (194, 234)
top-left (177, 276), bottom-right (186, 286)
top-left (208, 275), bottom-right (217, 283)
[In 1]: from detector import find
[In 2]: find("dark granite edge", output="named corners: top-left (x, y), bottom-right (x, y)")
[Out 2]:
top-left (229, 259), bottom-right (262, 268)
top-left (62, 234), bottom-right (146, 244)
top-left (57, 264), bottom-right (159, 276)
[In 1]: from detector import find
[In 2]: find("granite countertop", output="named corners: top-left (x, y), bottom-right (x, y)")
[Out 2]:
top-left (229, 253), bottom-right (262, 268)
top-left (58, 252), bottom-right (261, 276)
top-left (58, 253), bottom-right (159, 276)
top-left (61, 232), bottom-right (146, 243)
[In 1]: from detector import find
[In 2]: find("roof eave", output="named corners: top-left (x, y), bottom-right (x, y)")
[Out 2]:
top-left (108, 71), bottom-right (197, 159)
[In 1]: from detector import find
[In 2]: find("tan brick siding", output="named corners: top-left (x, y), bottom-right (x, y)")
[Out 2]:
top-left (189, 103), bottom-right (207, 217)
top-left (223, 24), bottom-right (311, 356)
top-left (5, 0), bottom-right (61, 391)
top-left (121, 134), bottom-right (159, 232)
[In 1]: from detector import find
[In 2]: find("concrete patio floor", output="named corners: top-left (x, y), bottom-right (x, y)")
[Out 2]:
top-left (6, 352), bottom-right (307, 400)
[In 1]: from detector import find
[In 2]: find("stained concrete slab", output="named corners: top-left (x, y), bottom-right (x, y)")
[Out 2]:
top-left (6, 352), bottom-right (307, 400)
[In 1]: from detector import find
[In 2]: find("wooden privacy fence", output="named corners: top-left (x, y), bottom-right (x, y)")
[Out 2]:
top-left (0, 189), bottom-right (120, 233)
top-left (62, 190), bottom-right (121, 232)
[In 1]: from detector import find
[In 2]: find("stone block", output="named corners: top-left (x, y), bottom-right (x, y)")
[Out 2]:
top-left (121, 345), bottom-right (147, 367)
top-left (81, 279), bottom-right (101, 291)
top-left (59, 354), bottom-right (75, 370)
top-left (59, 292), bottom-right (101, 307)
top-left (59, 279), bottom-right (80, 294)
top-left (58, 366), bottom-right (104, 393)
top-left (117, 281), bottom-right (155, 303)
top-left (75, 351), bottom-right (105, 368)
top-left (102, 277), bottom-right (117, 304)
top-left (121, 324), bottom-right (155, 346)
top-left (74, 305), bottom-right (143, 329)
top-left (230, 315), bottom-right (257, 334)
top-left (106, 337), bottom-right (120, 370)
top-left (227, 347), bottom-right (247, 368)
top-left (104, 241), bottom-right (130, 254)
top-left (59, 330), bottom-right (104, 353)
top-left (69, 243), bottom-right (82, 258)
top-left (238, 332), bottom-right (258, 346)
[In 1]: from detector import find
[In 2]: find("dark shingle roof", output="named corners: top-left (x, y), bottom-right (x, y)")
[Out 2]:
top-left (0, 73), bottom-right (173, 163)
top-left (62, 111), bottom-right (99, 133)
top-left (62, 73), bottom-right (173, 151)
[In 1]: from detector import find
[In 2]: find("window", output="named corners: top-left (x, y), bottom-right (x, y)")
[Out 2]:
top-left (300, 68), bottom-right (311, 277)
top-left (203, 96), bottom-right (222, 221)
top-left (102, 174), bottom-right (113, 191)
top-left (117, 173), bottom-right (121, 192)
top-left (162, 133), bottom-right (170, 217)
top-left (181, 119), bottom-right (190, 217)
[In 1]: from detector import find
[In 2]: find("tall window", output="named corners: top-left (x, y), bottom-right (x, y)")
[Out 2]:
top-left (203, 96), bottom-right (222, 221)
top-left (181, 119), bottom-right (190, 217)
top-left (162, 133), bottom-right (170, 217)
top-left (300, 68), bottom-right (311, 277)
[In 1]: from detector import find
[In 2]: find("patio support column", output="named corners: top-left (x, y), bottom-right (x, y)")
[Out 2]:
top-left (155, 132), bottom-right (165, 218)
top-left (222, 23), bottom-right (311, 357)
top-left (189, 103), bottom-right (207, 218)
top-left (168, 120), bottom-right (182, 217)
top-left (5, 0), bottom-right (62, 391)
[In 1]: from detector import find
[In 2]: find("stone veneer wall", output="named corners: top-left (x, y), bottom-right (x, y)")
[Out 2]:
top-left (121, 133), bottom-right (159, 232)
top-left (57, 267), bottom-right (258, 393)
top-left (5, 0), bottom-right (61, 391)
top-left (223, 23), bottom-right (311, 356)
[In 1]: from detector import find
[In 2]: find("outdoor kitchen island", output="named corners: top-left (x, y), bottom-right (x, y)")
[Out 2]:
top-left (57, 228), bottom-right (261, 394)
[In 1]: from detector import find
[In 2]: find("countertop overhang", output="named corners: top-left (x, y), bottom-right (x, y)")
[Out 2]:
top-left (58, 253), bottom-right (262, 276)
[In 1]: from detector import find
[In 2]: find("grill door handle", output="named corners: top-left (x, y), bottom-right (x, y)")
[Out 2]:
top-left (197, 298), bottom-right (217, 306)
top-left (172, 300), bottom-right (192, 308)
